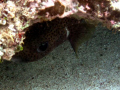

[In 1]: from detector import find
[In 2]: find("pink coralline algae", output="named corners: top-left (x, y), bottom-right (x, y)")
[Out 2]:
top-left (76, 0), bottom-right (120, 31)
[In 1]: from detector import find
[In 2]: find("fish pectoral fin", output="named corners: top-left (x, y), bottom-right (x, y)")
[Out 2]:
top-left (69, 38), bottom-right (80, 58)
top-left (75, 51), bottom-right (79, 59)
top-left (68, 20), bottom-right (96, 58)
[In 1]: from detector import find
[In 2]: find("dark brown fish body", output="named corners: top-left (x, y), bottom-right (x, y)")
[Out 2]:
top-left (12, 17), bottom-right (96, 62)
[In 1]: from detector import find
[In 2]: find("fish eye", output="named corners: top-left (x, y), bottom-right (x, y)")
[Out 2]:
top-left (37, 42), bottom-right (48, 52)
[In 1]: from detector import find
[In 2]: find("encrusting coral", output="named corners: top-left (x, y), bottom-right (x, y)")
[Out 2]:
top-left (0, 0), bottom-right (120, 62)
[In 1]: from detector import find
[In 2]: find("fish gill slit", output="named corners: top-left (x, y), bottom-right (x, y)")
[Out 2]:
top-left (65, 27), bottom-right (70, 38)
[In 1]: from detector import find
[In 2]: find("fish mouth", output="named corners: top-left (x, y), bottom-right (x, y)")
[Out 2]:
top-left (11, 55), bottom-right (29, 63)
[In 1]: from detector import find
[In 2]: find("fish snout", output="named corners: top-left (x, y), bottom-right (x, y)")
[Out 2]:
top-left (11, 55), bottom-right (28, 63)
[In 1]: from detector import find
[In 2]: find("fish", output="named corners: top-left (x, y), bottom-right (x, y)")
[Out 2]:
top-left (11, 17), bottom-right (96, 62)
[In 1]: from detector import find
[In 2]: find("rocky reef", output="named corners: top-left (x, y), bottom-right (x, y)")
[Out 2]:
top-left (0, 0), bottom-right (120, 61)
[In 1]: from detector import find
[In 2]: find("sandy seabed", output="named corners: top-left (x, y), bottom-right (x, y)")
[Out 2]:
top-left (0, 25), bottom-right (120, 90)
